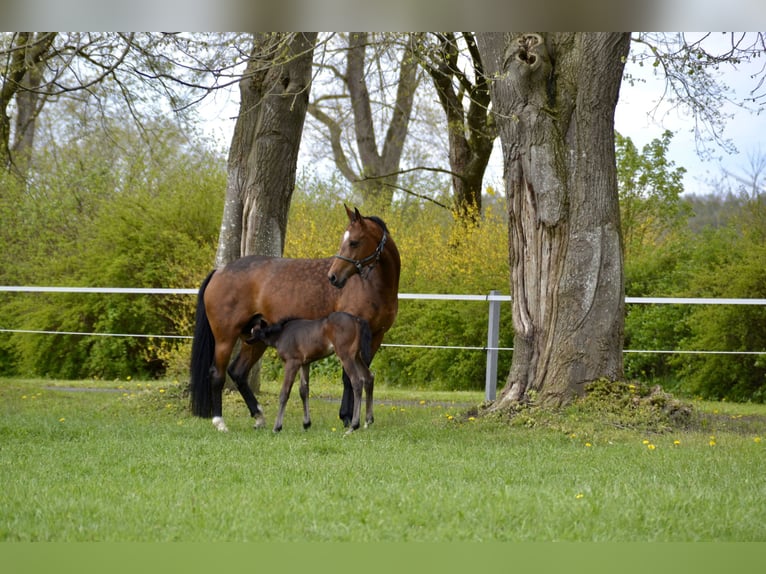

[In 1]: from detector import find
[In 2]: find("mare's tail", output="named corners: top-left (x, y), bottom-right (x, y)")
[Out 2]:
top-left (359, 318), bottom-right (373, 366)
top-left (189, 270), bottom-right (216, 417)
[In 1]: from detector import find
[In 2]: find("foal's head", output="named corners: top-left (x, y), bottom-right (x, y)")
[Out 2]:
top-left (244, 314), bottom-right (283, 346)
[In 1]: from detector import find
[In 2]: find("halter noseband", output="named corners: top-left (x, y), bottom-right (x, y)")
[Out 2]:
top-left (333, 229), bottom-right (387, 279)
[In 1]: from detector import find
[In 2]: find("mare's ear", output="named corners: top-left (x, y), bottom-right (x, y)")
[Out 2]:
top-left (344, 204), bottom-right (361, 222)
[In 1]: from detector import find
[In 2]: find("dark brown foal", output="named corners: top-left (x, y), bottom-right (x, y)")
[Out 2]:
top-left (247, 311), bottom-right (374, 434)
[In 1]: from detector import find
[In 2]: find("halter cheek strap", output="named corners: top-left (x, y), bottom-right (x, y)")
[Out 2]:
top-left (333, 230), bottom-right (387, 279)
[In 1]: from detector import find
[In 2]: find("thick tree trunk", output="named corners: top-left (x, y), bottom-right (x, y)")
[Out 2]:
top-left (215, 32), bottom-right (317, 266)
top-left (476, 33), bottom-right (630, 408)
top-left (214, 32), bottom-right (317, 393)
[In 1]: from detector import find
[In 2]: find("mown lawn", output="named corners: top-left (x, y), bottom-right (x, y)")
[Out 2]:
top-left (1, 376), bottom-right (764, 542)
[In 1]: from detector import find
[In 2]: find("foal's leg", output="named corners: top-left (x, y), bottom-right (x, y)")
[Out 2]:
top-left (228, 340), bottom-right (267, 429)
top-left (299, 364), bottom-right (311, 430)
top-left (273, 361), bottom-right (300, 433)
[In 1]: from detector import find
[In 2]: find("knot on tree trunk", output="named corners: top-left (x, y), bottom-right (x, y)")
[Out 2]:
top-left (516, 34), bottom-right (543, 67)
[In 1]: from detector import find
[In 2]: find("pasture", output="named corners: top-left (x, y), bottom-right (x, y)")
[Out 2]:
top-left (1, 376), bottom-right (765, 542)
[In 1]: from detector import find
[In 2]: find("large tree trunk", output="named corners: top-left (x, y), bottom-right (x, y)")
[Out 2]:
top-left (214, 32), bottom-right (317, 393)
top-left (215, 32), bottom-right (317, 266)
top-left (476, 33), bottom-right (630, 408)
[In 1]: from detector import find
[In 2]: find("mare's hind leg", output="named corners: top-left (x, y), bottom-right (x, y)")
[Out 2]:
top-left (210, 342), bottom-right (235, 432)
top-left (210, 364), bottom-right (228, 432)
top-left (299, 364), bottom-right (311, 430)
top-left (228, 340), bottom-right (267, 429)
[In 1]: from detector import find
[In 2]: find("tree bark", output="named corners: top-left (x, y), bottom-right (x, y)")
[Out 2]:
top-left (215, 32), bottom-right (317, 266)
top-left (0, 32), bottom-right (56, 175)
top-left (476, 33), bottom-right (630, 408)
top-left (426, 32), bottom-right (495, 220)
top-left (346, 32), bottom-right (419, 204)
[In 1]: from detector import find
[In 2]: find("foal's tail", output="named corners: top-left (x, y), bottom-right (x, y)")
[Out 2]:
top-left (189, 270), bottom-right (216, 418)
top-left (359, 318), bottom-right (373, 366)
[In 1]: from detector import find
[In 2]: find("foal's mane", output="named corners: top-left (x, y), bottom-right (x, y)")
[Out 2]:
top-left (261, 317), bottom-right (303, 339)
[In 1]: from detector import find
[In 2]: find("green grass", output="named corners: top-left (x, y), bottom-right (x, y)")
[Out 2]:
top-left (1, 376), bottom-right (765, 541)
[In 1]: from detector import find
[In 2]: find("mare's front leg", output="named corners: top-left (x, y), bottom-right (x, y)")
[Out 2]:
top-left (340, 358), bottom-right (365, 434)
top-left (273, 362), bottom-right (300, 433)
top-left (345, 376), bottom-right (363, 436)
top-left (363, 371), bottom-right (375, 428)
top-left (228, 340), bottom-right (267, 429)
top-left (299, 364), bottom-right (311, 430)
top-left (338, 370), bottom-right (354, 427)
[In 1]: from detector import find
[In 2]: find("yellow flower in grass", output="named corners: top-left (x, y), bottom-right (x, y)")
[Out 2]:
top-left (575, 493), bottom-right (584, 499)
top-left (642, 439), bottom-right (649, 445)
top-left (647, 444), bottom-right (656, 451)
top-left (754, 437), bottom-right (762, 444)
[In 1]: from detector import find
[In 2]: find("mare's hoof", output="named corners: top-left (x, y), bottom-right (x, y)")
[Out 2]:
top-left (212, 417), bottom-right (229, 432)
top-left (303, 421), bottom-right (312, 430)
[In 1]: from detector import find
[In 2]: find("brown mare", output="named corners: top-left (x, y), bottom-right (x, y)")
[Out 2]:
top-left (245, 312), bottom-right (374, 434)
top-left (189, 205), bottom-right (400, 432)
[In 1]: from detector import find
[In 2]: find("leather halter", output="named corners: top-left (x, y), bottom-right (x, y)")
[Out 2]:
top-left (333, 229), bottom-right (387, 279)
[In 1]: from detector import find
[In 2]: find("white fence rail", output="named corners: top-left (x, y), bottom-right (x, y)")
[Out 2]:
top-left (2, 286), bottom-right (765, 401)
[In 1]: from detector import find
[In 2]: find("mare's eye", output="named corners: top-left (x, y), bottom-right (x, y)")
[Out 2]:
top-left (349, 240), bottom-right (360, 248)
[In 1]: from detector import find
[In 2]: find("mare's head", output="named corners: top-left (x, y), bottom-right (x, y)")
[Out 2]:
top-left (328, 204), bottom-right (388, 289)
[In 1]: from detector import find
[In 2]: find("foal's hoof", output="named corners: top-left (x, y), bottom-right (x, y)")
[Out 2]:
top-left (303, 421), bottom-right (312, 431)
top-left (272, 426), bottom-right (282, 433)
top-left (253, 414), bottom-right (267, 430)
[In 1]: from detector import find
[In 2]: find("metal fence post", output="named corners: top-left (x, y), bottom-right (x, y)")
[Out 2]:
top-left (485, 290), bottom-right (500, 402)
